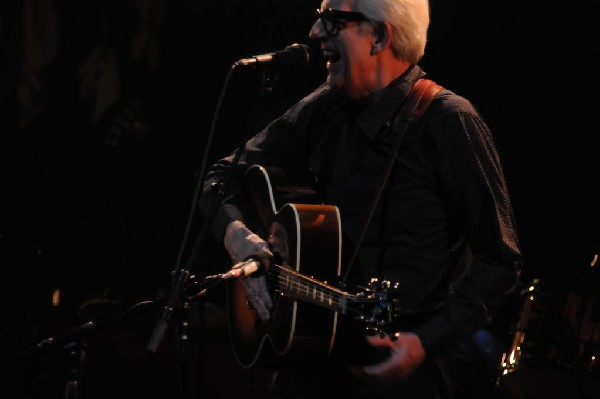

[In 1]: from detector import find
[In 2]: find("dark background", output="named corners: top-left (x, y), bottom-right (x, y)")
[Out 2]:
top-left (1, 0), bottom-right (599, 398)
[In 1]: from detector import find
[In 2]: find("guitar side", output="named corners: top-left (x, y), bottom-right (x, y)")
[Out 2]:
top-left (227, 165), bottom-right (342, 368)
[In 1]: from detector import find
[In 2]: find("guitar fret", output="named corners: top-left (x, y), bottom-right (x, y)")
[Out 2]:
top-left (277, 267), bottom-right (358, 312)
top-left (340, 296), bottom-right (346, 314)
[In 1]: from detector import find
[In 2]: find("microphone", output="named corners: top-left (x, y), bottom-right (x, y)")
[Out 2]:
top-left (221, 258), bottom-right (267, 280)
top-left (234, 43), bottom-right (311, 69)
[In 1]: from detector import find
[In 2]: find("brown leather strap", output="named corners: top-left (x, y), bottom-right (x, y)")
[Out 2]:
top-left (394, 78), bottom-right (443, 128)
top-left (342, 78), bottom-right (443, 283)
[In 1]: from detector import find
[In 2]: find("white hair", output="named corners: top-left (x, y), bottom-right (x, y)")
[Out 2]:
top-left (356, 0), bottom-right (430, 64)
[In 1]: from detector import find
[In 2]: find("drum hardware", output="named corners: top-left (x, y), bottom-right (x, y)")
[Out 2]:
top-left (497, 277), bottom-right (600, 397)
top-left (498, 279), bottom-right (539, 381)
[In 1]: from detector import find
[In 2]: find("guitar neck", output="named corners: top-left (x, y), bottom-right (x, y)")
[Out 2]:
top-left (274, 265), bottom-right (353, 314)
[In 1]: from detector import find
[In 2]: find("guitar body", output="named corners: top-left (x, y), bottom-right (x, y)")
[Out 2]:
top-left (228, 165), bottom-right (343, 368)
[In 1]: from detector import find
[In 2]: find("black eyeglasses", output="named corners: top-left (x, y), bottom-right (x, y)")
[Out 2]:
top-left (315, 8), bottom-right (370, 37)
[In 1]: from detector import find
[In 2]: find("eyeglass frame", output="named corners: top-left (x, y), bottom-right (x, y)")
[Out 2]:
top-left (315, 8), bottom-right (371, 37)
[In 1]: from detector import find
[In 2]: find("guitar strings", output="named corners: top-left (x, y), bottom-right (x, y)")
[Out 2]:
top-left (261, 263), bottom-right (384, 319)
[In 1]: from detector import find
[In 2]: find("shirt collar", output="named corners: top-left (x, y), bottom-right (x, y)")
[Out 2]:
top-left (356, 64), bottom-right (426, 140)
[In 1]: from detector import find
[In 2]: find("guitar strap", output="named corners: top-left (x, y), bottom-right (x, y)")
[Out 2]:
top-left (342, 78), bottom-right (444, 283)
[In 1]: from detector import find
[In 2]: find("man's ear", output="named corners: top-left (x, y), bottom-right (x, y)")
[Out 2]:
top-left (371, 21), bottom-right (393, 55)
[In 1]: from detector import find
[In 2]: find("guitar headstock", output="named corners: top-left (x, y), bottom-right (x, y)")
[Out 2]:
top-left (350, 277), bottom-right (401, 337)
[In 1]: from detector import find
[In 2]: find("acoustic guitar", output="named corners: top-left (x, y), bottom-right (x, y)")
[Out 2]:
top-left (227, 165), bottom-right (399, 368)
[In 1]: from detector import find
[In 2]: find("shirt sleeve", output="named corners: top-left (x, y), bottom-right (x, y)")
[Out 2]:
top-left (413, 94), bottom-right (523, 356)
top-left (199, 83), bottom-right (332, 241)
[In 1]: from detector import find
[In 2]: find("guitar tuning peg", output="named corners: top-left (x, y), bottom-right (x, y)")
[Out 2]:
top-left (379, 331), bottom-right (386, 339)
top-left (390, 332), bottom-right (400, 342)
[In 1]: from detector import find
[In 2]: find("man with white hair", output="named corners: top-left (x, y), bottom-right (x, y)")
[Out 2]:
top-left (200, 0), bottom-right (522, 397)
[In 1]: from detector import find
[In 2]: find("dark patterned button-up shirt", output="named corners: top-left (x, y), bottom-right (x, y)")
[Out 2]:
top-left (200, 64), bottom-right (522, 356)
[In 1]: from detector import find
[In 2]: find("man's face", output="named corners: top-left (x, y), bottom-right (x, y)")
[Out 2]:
top-left (309, 0), bottom-right (377, 100)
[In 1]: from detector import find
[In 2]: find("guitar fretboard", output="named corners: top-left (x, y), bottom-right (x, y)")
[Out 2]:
top-left (274, 265), bottom-right (351, 314)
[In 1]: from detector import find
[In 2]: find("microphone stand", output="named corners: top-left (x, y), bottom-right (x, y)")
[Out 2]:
top-left (3, 300), bottom-right (156, 399)
top-left (144, 60), bottom-right (281, 397)
top-left (2, 274), bottom-right (223, 399)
